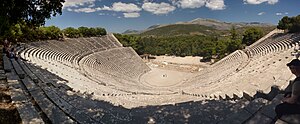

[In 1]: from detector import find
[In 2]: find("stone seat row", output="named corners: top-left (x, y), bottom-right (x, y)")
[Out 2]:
top-left (246, 33), bottom-right (300, 57)
top-left (178, 50), bottom-right (249, 100)
top-left (22, 43), bottom-right (169, 96)
top-left (7, 57), bottom-right (263, 123)
top-left (21, 46), bottom-right (137, 96)
top-left (21, 60), bottom-right (132, 122)
top-left (193, 48), bottom-right (294, 101)
top-left (22, 34), bottom-right (122, 66)
top-left (19, 34), bottom-right (151, 85)
top-left (80, 47), bottom-right (151, 84)
top-left (80, 54), bottom-right (176, 95)
top-left (184, 50), bottom-right (248, 89)
top-left (4, 53), bottom-right (133, 123)
top-left (6, 54), bottom-right (267, 123)
top-left (181, 33), bottom-right (299, 100)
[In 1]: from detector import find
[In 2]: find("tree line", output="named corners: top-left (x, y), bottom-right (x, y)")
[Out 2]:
top-left (1, 20), bottom-right (106, 43)
top-left (0, 0), bottom-right (64, 42)
top-left (277, 15), bottom-right (300, 33)
top-left (115, 27), bottom-right (265, 60)
top-left (0, 0), bottom-right (106, 43)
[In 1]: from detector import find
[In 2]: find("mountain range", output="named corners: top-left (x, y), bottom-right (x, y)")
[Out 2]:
top-left (122, 18), bottom-right (275, 36)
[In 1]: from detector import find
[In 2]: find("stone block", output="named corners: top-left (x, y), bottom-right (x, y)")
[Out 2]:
top-left (6, 72), bottom-right (20, 83)
top-left (16, 102), bottom-right (44, 124)
top-left (275, 119), bottom-right (289, 124)
top-left (3, 55), bottom-right (12, 72)
top-left (10, 88), bottom-right (28, 104)
top-left (11, 59), bottom-right (26, 79)
top-left (280, 114), bottom-right (300, 124)
top-left (219, 109), bottom-right (252, 124)
top-left (30, 90), bottom-right (75, 124)
top-left (259, 94), bottom-right (284, 119)
top-left (244, 98), bottom-right (268, 114)
top-left (21, 78), bottom-right (39, 92)
top-left (245, 112), bottom-right (273, 124)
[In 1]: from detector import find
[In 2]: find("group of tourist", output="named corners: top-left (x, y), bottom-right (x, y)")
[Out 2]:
top-left (3, 39), bottom-right (18, 59)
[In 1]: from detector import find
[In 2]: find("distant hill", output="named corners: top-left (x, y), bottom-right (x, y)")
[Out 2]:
top-left (123, 18), bottom-right (276, 37)
top-left (141, 24), bottom-right (221, 37)
top-left (176, 18), bottom-right (274, 30)
top-left (122, 29), bottom-right (140, 34)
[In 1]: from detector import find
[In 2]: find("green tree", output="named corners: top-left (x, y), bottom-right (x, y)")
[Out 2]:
top-left (277, 16), bottom-right (291, 30)
top-left (230, 26), bottom-right (238, 41)
top-left (216, 38), bottom-right (228, 58)
top-left (0, 0), bottom-right (64, 36)
top-left (289, 15), bottom-right (300, 33)
top-left (39, 26), bottom-right (62, 40)
top-left (5, 23), bottom-right (23, 42)
top-left (277, 15), bottom-right (300, 33)
top-left (95, 27), bottom-right (107, 36)
top-left (242, 27), bottom-right (263, 46)
top-left (63, 27), bottom-right (81, 38)
top-left (228, 39), bottom-right (242, 52)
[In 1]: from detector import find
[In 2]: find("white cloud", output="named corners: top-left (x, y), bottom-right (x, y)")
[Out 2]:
top-left (63, 0), bottom-right (96, 8)
top-left (243, 0), bottom-right (279, 5)
top-left (276, 12), bottom-right (282, 16)
top-left (205, 0), bottom-right (225, 10)
top-left (171, 0), bottom-right (225, 10)
top-left (96, 5), bottom-right (111, 11)
top-left (95, 2), bottom-right (142, 18)
top-left (172, 0), bottom-right (206, 9)
top-left (73, 7), bottom-right (96, 13)
top-left (123, 12), bottom-right (141, 18)
top-left (142, 2), bottom-right (176, 15)
top-left (257, 12), bottom-right (265, 15)
top-left (285, 12), bottom-right (288, 15)
top-left (97, 2), bottom-right (141, 13)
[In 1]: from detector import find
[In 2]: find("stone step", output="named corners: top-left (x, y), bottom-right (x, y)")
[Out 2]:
top-left (3, 55), bottom-right (13, 72)
top-left (6, 71), bottom-right (44, 123)
top-left (29, 89), bottom-right (75, 123)
top-left (11, 59), bottom-right (25, 79)
top-left (279, 114), bottom-right (300, 124)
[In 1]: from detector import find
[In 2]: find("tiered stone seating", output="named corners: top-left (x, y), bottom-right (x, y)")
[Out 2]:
top-left (220, 94), bottom-right (283, 124)
top-left (11, 32), bottom-right (300, 123)
top-left (4, 57), bottom-right (44, 123)
top-left (181, 50), bottom-right (249, 98)
top-left (19, 35), bottom-right (152, 94)
top-left (6, 53), bottom-right (137, 123)
top-left (246, 33), bottom-right (300, 57)
top-left (18, 33), bottom-right (300, 100)
top-left (205, 48), bottom-right (293, 99)
top-left (180, 33), bottom-right (299, 100)
top-left (22, 36), bottom-right (97, 71)
top-left (81, 47), bottom-right (150, 82)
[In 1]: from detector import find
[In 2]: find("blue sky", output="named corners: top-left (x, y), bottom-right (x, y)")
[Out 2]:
top-left (45, 0), bottom-right (300, 33)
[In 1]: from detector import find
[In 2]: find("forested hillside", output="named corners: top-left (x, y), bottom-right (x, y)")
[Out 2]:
top-left (116, 25), bottom-right (274, 61)
top-left (140, 24), bottom-right (222, 36)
